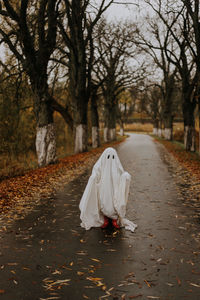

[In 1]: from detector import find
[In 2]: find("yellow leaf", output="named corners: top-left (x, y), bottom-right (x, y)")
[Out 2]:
top-left (144, 280), bottom-right (151, 288)
top-left (90, 258), bottom-right (101, 263)
top-left (86, 277), bottom-right (103, 282)
top-left (77, 271), bottom-right (84, 276)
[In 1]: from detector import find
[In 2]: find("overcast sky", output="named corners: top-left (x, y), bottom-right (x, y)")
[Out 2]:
top-left (105, 2), bottom-right (141, 21)
top-left (0, 1), bottom-right (151, 61)
top-left (105, 1), bottom-right (152, 21)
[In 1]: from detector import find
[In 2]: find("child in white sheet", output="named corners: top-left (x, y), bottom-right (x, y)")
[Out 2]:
top-left (79, 147), bottom-right (137, 232)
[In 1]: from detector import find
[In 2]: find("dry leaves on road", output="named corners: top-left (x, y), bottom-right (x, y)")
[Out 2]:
top-left (0, 139), bottom-right (124, 216)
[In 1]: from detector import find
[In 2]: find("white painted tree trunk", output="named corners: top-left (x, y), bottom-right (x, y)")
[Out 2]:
top-left (36, 123), bottom-right (57, 167)
top-left (158, 128), bottom-right (162, 137)
top-left (164, 128), bottom-right (173, 140)
top-left (92, 126), bottom-right (100, 148)
top-left (110, 128), bottom-right (116, 140)
top-left (153, 127), bottom-right (158, 135)
top-left (104, 127), bottom-right (109, 142)
top-left (104, 127), bottom-right (116, 142)
top-left (75, 124), bottom-right (87, 153)
top-left (120, 126), bottom-right (124, 136)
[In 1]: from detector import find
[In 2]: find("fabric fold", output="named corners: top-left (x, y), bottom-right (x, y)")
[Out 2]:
top-left (79, 147), bottom-right (137, 232)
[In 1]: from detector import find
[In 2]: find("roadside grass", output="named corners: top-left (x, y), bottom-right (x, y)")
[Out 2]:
top-left (0, 135), bottom-right (126, 214)
top-left (153, 136), bottom-right (200, 182)
top-left (122, 122), bottom-right (153, 133)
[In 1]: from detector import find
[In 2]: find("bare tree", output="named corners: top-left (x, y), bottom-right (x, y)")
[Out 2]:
top-left (144, 0), bottom-right (198, 150)
top-left (0, 0), bottom-right (59, 166)
top-left (94, 19), bottom-right (138, 142)
top-left (134, 13), bottom-right (178, 140)
top-left (117, 89), bottom-right (136, 136)
top-left (181, 0), bottom-right (200, 152)
top-left (56, 0), bottom-right (116, 153)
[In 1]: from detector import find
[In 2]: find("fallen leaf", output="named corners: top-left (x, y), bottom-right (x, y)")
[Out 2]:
top-left (166, 283), bottom-right (174, 287)
top-left (86, 277), bottom-right (103, 282)
top-left (190, 283), bottom-right (200, 288)
top-left (144, 280), bottom-right (151, 288)
top-left (76, 251), bottom-right (87, 256)
top-left (192, 270), bottom-right (200, 275)
top-left (176, 277), bottom-right (181, 286)
top-left (77, 272), bottom-right (84, 276)
top-left (22, 267), bottom-right (31, 271)
top-left (52, 270), bottom-right (62, 275)
top-left (90, 258), bottom-right (101, 263)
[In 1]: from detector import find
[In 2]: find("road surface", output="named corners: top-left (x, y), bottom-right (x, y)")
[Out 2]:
top-left (0, 133), bottom-right (200, 300)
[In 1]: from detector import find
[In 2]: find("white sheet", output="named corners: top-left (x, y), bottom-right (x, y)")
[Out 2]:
top-left (79, 147), bottom-right (137, 232)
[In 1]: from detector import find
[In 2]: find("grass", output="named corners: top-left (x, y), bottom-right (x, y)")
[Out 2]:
top-left (0, 133), bottom-right (126, 182)
top-left (153, 136), bottom-right (200, 182)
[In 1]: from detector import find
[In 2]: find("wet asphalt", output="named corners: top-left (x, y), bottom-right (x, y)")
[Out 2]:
top-left (0, 133), bottom-right (200, 300)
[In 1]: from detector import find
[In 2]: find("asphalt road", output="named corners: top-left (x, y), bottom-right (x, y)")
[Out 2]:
top-left (0, 133), bottom-right (200, 300)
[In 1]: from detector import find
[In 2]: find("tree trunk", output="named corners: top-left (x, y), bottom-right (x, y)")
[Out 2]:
top-left (163, 115), bottom-right (173, 140)
top-left (184, 126), bottom-right (196, 152)
top-left (74, 124), bottom-right (87, 153)
top-left (158, 120), bottom-right (163, 137)
top-left (92, 126), bottom-right (100, 148)
top-left (104, 105), bottom-right (117, 142)
top-left (33, 86), bottom-right (57, 167)
top-left (36, 123), bottom-right (56, 167)
top-left (120, 123), bottom-right (124, 136)
top-left (68, 46), bottom-right (88, 153)
top-left (199, 100), bottom-right (200, 154)
top-left (183, 101), bottom-right (196, 152)
top-left (153, 119), bottom-right (159, 135)
top-left (104, 128), bottom-right (116, 142)
top-left (91, 91), bottom-right (100, 148)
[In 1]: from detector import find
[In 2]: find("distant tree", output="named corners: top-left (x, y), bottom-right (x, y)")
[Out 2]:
top-left (117, 89), bottom-right (136, 136)
top-left (145, 0), bottom-right (198, 150)
top-left (135, 14), bottom-right (178, 140)
top-left (94, 19), bottom-right (138, 142)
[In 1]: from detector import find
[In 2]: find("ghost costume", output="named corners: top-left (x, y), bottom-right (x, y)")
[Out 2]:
top-left (79, 147), bottom-right (137, 232)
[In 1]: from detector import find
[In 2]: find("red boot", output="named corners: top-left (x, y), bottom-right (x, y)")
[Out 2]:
top-left (101, 216), bottom-right (109, 229)
top-left (112, 219), bottom-right (120, 229)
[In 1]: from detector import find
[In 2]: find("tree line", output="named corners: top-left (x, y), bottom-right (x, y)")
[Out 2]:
top-left (0, 0), bottom-right (199, 168)
top-left (135, 0), bottom-right (200, 152)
